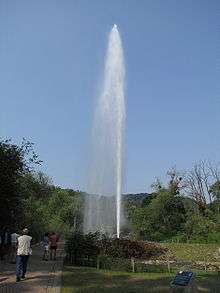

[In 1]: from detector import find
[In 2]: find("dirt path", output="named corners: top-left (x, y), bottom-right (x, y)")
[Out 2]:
top-left (0, 241), bottom-right (64, 293)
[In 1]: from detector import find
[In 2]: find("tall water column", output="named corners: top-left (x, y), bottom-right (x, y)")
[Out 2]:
top-left (83, 24), bottom-right (125, 238)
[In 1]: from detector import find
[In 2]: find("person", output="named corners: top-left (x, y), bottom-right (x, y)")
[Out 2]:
top-left (49, 232), bottom-right (59, 260)
top-left (1, 227), bottom-right (11, 261)
top-left (16, 228), bottom-right (32, 282)
top-left (0, 227), bottom-right (4, 260)
top-left (42, 233), bottom-right (50, 261)
top-left (10, 230), bottom-right (19, 263)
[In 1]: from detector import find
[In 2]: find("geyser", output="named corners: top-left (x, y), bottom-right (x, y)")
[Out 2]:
top-left (83, 25), bottom-right (125, 238)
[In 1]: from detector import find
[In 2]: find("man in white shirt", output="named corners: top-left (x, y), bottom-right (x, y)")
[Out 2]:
top-left (11, 232), bottom-right (19, 244)
top-left (16, 228), bottom-right (32, 282)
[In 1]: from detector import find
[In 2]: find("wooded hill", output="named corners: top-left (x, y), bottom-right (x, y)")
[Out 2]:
top-left (1, 138), bottom-right (220, 244)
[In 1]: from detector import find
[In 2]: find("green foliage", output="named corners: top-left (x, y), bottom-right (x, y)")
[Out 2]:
top-left (184, 214), bottom-right (216, 243)
top-left (21, 197), bottom-right (50, 241)
top-left (210, 181), bottom-right (220, 200)
top-left (0, 138), bottom-right (41, 227)
top-left (62, 266), bottom-right (219, 293)
top-left (23, 186), bottom-right (83, 240)
top-left (125, 175), bottom-right (220, 244)
top-left (162, 242), bottom-right (219, 262)
top-left (98, 256), bottom-right (132, 271)
top-left (65, 232), bottom-right (167, 266)
top-left (66, 231), bottom-right (100, 264)
top-left (210, 181), bottom-right (220, 213)
top-left (207, 232), bottom-right (220, 243)
top-left (126, 188), bottom-right (187, 241)
top-left (46, 188), bottom-right (83, 235)
top-left (2, 138), bottom-right (220, 246)
top-left (20, 171), bottom-right (53, 199)
top-left (135, 262), bottom-right (170, 273)
top-left (100, 238), bottom-right (167, 259)
top-left (0, 138), bottom-right (83, 240)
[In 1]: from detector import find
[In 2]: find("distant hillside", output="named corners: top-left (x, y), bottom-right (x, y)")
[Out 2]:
top-left (123, 193), bottom-right (156, 207)
top-left (81, 192), bottom-right (156, 208)
top-left (123, 193), bottom-right (149, 201)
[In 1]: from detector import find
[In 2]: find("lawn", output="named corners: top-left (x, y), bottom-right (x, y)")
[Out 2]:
top-left (162, 243), bottom-right (220, 262)
top-left (61, 266), bottom-right (220, 293)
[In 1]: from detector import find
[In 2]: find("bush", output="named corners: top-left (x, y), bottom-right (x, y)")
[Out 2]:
top-left (207, 232), bottom-right (220, 243)
top-left (65, 232), bottom-right (168, 266)
top-left (66, 231), bottom-right (100, 264)
top-left (98, 236), bottom-right (168, 259)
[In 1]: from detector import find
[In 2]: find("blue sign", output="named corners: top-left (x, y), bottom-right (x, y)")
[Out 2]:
top-left (171, 270), bottom-right (193, 286)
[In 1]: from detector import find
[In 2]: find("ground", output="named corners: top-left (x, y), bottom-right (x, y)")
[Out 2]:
top-left (61, 266), bottom-right (220, 293)
top-left (0, 242), bottom-right (64, 292)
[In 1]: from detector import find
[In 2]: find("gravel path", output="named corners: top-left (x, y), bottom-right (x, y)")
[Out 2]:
top-left (0, 241), bottom-right (64, 293)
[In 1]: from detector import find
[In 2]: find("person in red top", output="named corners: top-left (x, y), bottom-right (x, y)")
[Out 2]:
top-left (49, 232), bottom-right (59, 260)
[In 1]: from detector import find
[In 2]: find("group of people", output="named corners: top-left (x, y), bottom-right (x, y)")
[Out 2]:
top-left (0, 227), bottom-right (59, 282)
top-left (42, 232), bottom-right (59, 261)
top-left (0, 227), bottom-right (19, 263)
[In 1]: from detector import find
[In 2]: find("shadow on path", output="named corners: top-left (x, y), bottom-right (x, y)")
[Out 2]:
top-left (0, 242), bottom-right (65, 293)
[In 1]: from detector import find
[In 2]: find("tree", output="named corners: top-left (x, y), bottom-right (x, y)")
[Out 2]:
top-left (20, 171), bottom-right (53, 200)
top-left (210, 180), bottom-right (220, 212)
top-left (184, 161), bottom-right (220, 212)
top-left (0, 138), bottom-right (41, 227)
top-left (127, 187), bottom-right (187, 241)
top-left (167, 167), bottom-right (184, 196)
top-left (45, 188), bottom-right (83, 235)
top-left (184, 214), bottom-right (215, 243)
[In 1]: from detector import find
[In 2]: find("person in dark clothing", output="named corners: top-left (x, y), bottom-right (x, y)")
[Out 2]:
top-left (0, 227), bottom-right (11, 261)
top-left (0, 227), bottom-right (4, 260)
top-left (49, 232), bottom-right (59, 260)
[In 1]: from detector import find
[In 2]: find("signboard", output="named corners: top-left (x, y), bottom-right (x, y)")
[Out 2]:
top-left (171, 270), bottom-right (193, 286)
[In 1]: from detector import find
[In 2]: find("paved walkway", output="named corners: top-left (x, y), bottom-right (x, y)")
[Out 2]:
top-left (0, 242), bottom-right (65, 293)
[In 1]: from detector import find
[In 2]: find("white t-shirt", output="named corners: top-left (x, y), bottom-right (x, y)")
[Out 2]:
top-left (17, 235), bottom-right (32, 256)
top-left (11, 233), bottom-right (19, 245)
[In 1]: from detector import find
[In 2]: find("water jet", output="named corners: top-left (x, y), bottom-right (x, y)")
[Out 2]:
top-left (84, 25), bottom-right (125, 238)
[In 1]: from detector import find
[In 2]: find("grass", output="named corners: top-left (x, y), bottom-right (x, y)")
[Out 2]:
top-left (162, 243), bottom-right (220, 262)
top-left (61, 266), bottom-right (220, 293)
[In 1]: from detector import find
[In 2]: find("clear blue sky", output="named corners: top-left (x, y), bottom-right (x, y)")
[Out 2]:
top-left (0, 0), bottom-right (219, 193)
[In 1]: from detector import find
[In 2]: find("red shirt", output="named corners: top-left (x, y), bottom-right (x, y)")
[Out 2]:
top-left (49, 234), bottom-right (59, 246)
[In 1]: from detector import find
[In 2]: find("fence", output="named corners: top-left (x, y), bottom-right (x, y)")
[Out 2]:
top-left (65, 252), bottom-right (220, 274)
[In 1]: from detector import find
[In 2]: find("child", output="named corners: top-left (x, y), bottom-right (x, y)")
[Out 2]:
top-left (42, 233), bottom-right (50, 261)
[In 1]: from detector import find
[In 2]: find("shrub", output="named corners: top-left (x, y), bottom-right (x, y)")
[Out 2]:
top-left (98, 236), bottom-right (168, 259)
top-left (66, 231), bottom-right (100, 264)
top-left (207, 232), bottom-right (220, 243)
top-left (65, 232), bottom-right (168, 265)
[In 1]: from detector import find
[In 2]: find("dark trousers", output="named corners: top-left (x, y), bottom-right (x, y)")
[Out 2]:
top-left (16, 255), bottom-right (29, 278)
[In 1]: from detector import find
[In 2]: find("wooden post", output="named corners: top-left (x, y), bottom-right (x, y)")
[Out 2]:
top-left (167, 260), bottom-right (171, 273)
top-left (204, 257), bottom-right (207, 271)
top-left (97, 256), bottom-right (100, 270)
top-left (131, 257), bottom-right (135, 273)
